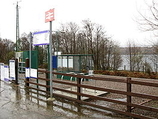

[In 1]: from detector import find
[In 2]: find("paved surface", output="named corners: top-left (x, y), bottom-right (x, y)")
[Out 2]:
top-left (0, 80), bottom-right (129, 119)
top-left (0, 81), bottom-right (68, 119)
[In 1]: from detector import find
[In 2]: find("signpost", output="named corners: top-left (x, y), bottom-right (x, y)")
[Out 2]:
top-left (45, 8), bottom-right (55, 100)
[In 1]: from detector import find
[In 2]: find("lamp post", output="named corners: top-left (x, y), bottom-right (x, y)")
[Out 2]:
top-left (15, 1), bottom-right (21, 52)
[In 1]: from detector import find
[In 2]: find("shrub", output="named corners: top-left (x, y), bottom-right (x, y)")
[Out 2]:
top-left (94, 70), bottom-right (158, 79)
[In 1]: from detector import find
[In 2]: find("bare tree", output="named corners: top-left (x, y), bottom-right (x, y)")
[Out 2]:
top-left (59, 22), bottom-right (79, 54)
top-left (76, 31), bottom-right (87, 54)
top-left (111, 44), bottom-right (122, 71)
top-left (93, 24), bottom-right (107, 70)
top-left (82, 19), bottom-right (94, 54)
top-left (137, 0), bottom-right (158, 72)
top-left (99, 38), bottom-right (108, 70)
top-left (0, 38), bottom-right (15, 63)
top-left (68, 22), bottom-right (79, 54)
top-left (58, 20), bottom-right (122, 70)
top-left (150, 42), bottom-right (158, 72)
top-left (126, 41), bottom-right (144, 72)
top-left (137, 0), bottom-right (158, 33)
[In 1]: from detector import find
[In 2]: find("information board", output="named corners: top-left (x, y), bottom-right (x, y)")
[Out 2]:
top-left (25, 68), bottom-right (37, 78)
top-left (33, 30), bottom-right (50, 46)
top-left (30, 68), bottom-right (37, 78)
top-left (9, 60), bottom-right (15, 80)
top-left (4, 66), bottom-right (9, 82)
top-left (25, 68), bottom-right (29, 78)
top-left (0, 63), bottom-right (4, 80)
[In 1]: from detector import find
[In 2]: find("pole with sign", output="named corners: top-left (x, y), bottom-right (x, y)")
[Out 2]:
top-left (45, 8), bottom-right (55, 100)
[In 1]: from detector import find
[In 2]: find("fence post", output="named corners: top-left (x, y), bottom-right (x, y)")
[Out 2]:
top-left (77, 77), bottom-right (81, 101)
top-left (46, 70), bottom-right (50, 98)
top-left (25, 58), bottom-right (29, 87)
top-left (15, 58), bottom-right (19, 85)
top-left (127, 77), bottom-right (132, 112)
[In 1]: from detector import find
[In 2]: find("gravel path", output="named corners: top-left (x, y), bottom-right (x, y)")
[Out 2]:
top-left (90, 74), bottom-right (158, 118)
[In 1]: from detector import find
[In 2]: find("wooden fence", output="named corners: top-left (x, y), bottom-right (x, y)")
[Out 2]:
top-left (24, 69), bottom-right (158, 119)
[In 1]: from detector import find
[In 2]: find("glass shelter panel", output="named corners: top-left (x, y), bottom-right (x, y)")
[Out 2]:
top-left (57, 54), bottom-right (93, 73)
top-left (73, 56), bottom-right (80, 72)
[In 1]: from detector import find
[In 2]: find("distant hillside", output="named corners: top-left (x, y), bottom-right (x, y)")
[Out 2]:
top-left (119, 47), bottom-right (154, 55)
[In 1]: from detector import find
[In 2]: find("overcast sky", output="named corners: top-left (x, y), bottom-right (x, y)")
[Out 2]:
top-left (0, 0), bottom-right (155, 47)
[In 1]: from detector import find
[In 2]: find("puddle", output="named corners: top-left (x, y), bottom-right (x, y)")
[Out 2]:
top-left (116, 98), bottom-right (127, 102)
top-left (0, 80), bottom-right (130, 119)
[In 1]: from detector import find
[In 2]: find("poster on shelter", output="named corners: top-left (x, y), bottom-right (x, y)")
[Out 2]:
top-left (9, 60), bottom-right (15, 80)
top-left (4, 66), bottom-right (9, 82)
top-left (33, 30), bottom-right (50, 46)
top-left (0, 63), bottom-right (4, 80)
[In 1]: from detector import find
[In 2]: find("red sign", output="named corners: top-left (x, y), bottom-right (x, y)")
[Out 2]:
top-left (45, 8), bottom-right (55, 22)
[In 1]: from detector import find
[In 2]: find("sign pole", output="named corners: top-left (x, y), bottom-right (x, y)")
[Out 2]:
top-left (29, 32), bottom-right (32, 78)
top-left (49, 21), bottom-right (53, 100)
top-left (45, 8), bottom-right (55, 101)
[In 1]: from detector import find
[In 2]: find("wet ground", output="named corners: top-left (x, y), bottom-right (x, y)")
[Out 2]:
top-left (0, 80), bottom-right (130, 119)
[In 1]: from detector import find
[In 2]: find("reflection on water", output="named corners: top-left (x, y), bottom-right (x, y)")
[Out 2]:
top-left (25, 88), bottom-right (130, 119)
top-left (0, 81), bottom-right (129, 119)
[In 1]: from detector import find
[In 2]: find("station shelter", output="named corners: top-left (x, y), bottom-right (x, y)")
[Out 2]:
top-left (53, 54), bottom-right (93, 81)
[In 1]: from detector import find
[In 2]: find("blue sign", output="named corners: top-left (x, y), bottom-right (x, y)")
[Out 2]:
top-left (52, 56), bottom-right (57, 69)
